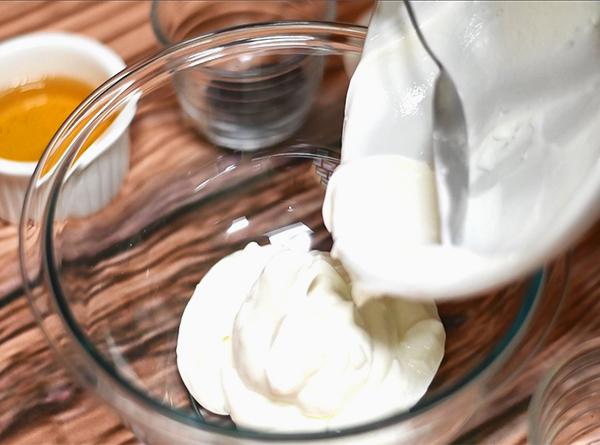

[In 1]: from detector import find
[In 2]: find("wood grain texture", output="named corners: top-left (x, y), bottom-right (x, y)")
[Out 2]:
top-left (0, 2), bottom-right (599, 445)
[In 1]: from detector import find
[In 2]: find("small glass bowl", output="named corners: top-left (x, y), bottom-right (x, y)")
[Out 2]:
top-left (529, 338), bottom-right (600, 445)
top-left (20, 23), bottom-right (567, 445)
top-left (151, 1), bottom-right (336, 151)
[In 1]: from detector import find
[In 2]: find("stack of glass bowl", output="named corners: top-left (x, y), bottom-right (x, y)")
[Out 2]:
top-left (20, 23), bottom-right (567, 445)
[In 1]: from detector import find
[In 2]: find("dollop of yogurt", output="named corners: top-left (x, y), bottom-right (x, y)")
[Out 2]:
top-left (177, 243), bottom-right (445, 432)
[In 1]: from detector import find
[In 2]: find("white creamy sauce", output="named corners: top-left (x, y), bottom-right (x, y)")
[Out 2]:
top-left (334, 1), bottom-right (600, 299)
top-left (322, 154), bottom-right (495, 302)
top-left (177, 243), bottom-right (445, 431)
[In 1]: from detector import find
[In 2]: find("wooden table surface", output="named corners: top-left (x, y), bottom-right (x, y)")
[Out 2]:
top-left (0, 2), bottom-right (599, 444)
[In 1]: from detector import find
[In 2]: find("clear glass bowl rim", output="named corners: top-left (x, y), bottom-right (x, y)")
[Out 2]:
top-left (527, 337), bottom-right (600, 444)
top-left (150, 0), bottom-right (338, 47)
top-left (149, 0), bottom-right (338, 81)
top-left (20, 21), bottom-right (550, 442)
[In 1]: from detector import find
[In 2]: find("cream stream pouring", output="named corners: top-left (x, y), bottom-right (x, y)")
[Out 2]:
top-left (326, 1), bottom-right (600, 300)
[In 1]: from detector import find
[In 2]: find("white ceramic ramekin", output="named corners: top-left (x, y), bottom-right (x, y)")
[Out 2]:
top-left (0, 32), bottom-right (135, 223)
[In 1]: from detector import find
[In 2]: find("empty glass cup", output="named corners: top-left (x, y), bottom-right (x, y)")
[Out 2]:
top-left (529, 338), bottom-right (600, 444)
top-left (151, 0), bottom-right (336, 151)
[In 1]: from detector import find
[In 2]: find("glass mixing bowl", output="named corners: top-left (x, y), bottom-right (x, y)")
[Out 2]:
top-left (19, 23), bottom-right (568, 445)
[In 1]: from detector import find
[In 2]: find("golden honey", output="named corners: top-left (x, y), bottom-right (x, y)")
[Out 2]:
top-left (0, 76), bottom-right (115, 169)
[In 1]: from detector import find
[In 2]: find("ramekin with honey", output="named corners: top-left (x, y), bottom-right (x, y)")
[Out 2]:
top-left (0, 32), bottom-right (135, 223)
